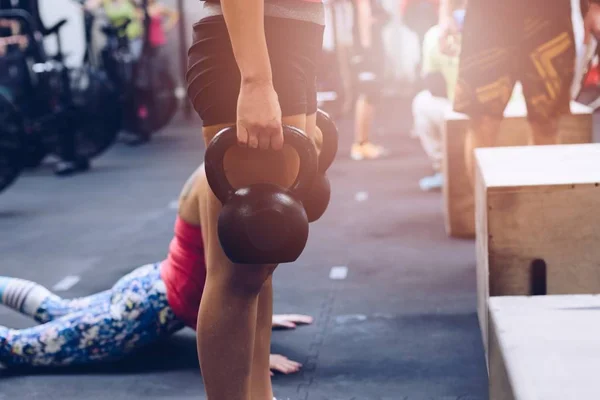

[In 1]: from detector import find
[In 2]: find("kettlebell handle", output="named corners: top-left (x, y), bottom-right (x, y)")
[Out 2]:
top-left (204, 125), bottom-right (318, 204)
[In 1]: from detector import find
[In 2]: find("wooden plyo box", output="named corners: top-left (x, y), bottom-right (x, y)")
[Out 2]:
top-left (442, 101), bottom-right (592, 238)
top-left (474, 143), bottom-right (600, 369)
top-left (488, 295), bottom-right (600, 400)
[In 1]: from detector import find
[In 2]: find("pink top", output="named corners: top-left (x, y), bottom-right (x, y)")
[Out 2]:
top-left (148, 15), bottom-right (166, 48)
top-left (160, 216), bottom-right (207, 329)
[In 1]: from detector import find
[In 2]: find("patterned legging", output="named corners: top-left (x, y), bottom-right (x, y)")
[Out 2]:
top-left (0, 263), bottom-right (185, 367)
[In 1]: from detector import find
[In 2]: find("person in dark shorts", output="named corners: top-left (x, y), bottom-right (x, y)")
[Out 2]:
top-left (350, 0), bottom-right (389, 160)
top-left (186, 1), bottom-right (325, 399)
top-left (438, 0), bottom-right (600, 185)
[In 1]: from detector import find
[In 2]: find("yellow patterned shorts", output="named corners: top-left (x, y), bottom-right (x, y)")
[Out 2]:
top-left (453, 1), bottom-right (575, 122)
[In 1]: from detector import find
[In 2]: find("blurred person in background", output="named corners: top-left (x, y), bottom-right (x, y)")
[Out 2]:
top-left (399, 0), bottom-right (438, 46)
top-left (350, 0), bottom-right (390, 160)
top-left (1, 0), bottom-right (91, 176)
top-left (138, 0), bottom-right (179, 54)
top-left (399, 0), bottom-right (438, 81)
top-left (85, 0), bottom-right (144, 60)
top-left (411, 5), bottom-right (463, 191)
top-left (439, 0), bottom-right (600, 187)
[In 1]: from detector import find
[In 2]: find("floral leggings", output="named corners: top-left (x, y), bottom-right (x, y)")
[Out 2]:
top-left (0, 263), bottom-right (185, 367)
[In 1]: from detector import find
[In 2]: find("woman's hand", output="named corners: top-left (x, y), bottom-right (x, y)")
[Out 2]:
top-left (272, 314), bottom-right (314, 329)
top-left (269, 354), bottom-right (302, 376)
top-left (237, 80), bottom-right (283, 151)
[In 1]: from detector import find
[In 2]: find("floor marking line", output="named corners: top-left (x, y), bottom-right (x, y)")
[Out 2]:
top-left (329, 266), bottom-right (348, 280)
top-left (52, 275), bottom-right (80, 292)
top-left (355, 191), bottom-right (369, 202)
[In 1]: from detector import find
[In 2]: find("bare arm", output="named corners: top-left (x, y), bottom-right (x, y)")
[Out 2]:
top-left (221, 0), bottom-right (272, 84)
top-left (220, 0), bottom-right (283, 150)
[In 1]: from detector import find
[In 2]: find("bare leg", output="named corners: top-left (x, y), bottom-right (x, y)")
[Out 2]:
top-left (250, 277), bottom-right (275, 400)
top-left (464, 116), bottom-right (503, 188)
top-left (528, 118), bottom-right (560, 146)
top-left (354, 94), bottom-right (373, 144)
top-left (352, 95), bottom-right (384, 160)
top-left (197, 115), bottom-right (308, 400)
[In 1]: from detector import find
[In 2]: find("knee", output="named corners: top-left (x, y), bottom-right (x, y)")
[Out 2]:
top-left (219, 265), bottom-right (276, 298)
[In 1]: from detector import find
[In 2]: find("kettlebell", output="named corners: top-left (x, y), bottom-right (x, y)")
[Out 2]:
top-left (302, 109), bottom-right (339, 223)
top-left (204, 125), bottom-right (318, 265)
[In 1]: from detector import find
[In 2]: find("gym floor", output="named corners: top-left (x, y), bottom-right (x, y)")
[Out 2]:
top-left (1, 98), bottom-right (498, 399)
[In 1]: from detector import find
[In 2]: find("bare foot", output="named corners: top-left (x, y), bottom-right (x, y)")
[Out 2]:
top-left (269, 354), bottom-right (302, 376)
top-left (271, 314), bottom-right (313, 329)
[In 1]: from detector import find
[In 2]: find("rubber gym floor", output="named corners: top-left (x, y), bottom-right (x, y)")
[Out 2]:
top-left (4, 97), bottom-right (586, 400)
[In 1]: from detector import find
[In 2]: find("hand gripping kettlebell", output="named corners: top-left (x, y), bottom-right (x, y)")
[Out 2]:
top-left (302, 109), bottom-right (339, 223)
top-left (204, 125), bottom-right (319, 265)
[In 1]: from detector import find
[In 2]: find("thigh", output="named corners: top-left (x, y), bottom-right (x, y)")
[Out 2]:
top-left (110, 262), bottom-right (183, 336)
top-left (111, 263), bottom-right (160, 293)
top-left (187, 16), bottom-right (324, 127)
top-left (453, 1), bottom-right (516, 118)
top-left (519, 7), bottom-right (575, 121)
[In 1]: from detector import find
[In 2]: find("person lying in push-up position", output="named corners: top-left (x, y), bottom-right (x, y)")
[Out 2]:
top-left (0, 169), bottom-right (313, 376)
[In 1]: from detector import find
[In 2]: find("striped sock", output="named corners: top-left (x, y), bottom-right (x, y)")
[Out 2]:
top-left (0, 277), bottom-right (52, 318)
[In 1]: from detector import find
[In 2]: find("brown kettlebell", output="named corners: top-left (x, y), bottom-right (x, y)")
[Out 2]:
top-left (303, 109), bottom-right (339, 223)
top-left (204, 125), bottom-right (318, 264)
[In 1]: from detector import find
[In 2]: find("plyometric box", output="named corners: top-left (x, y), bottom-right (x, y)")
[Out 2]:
top-left (489, 295), bottom-right (600, 400)
top-left (443, 101), bottom-right (592, 238)
top-left (474, 143), bottom-right (600, 369)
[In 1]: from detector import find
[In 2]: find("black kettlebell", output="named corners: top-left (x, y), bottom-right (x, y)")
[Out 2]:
top-left (302, 109), bottom-right (339, 223)
top-left (204, 125), bottom-right (318, 265)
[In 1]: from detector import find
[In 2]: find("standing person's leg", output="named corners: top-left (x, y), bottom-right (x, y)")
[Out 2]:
top-left (187, 15), bottom-right (323, 400)
top-left (412, 90), bottom-right (449, 190)
top-left (453, 3), bottom-right (517, 187)
top-left (249, 276), bottom-right (275, 399)
top-left (351, 66), bottom-right (385, 160)
top-left (196, 116), bottom-right (305, 400)
top-left (519, 7), bottom-right (575, 145)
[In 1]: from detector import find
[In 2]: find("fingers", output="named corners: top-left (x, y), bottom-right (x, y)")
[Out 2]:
top-left (247, 130), bottom-right (259, 149)
top-left (278, 314), bottom-right (314, 325)
top-left (272, 314), bottom-right (314, 329)
top-left (269, 354), bottom-right (303, 375)
top-left (272, 319), bottom-right (296, 329)
top-left (258, 133), bottom-right (271, 150)
top-left (237, 124), bottom-right (249, 147)
top-left (270, 125), bottom-right (284, 151)
top-left (238, 121), bottom-right (282, 150)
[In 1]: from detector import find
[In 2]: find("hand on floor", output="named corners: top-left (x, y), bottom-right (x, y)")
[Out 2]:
top-left (269, 354), bottom-right (302, 376)
top-left (272, 314), bottom-right (313, 329)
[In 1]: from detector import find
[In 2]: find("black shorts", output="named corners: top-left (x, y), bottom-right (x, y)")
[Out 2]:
top-left (454, 0), bottom-right (575, 122)
top-left (186, 16), bottom-right (324, 126)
